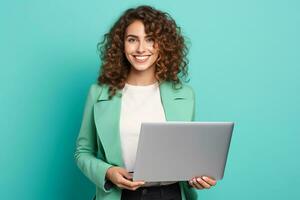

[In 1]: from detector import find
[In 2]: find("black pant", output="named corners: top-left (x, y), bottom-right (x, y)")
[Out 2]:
top-left (121, 182), bottom-right (182, 200)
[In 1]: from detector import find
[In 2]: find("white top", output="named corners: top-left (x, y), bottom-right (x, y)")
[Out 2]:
top-left (119, 82), bottom-right (176, 186)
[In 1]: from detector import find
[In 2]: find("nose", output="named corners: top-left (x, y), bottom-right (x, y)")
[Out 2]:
top-left (136, 40), bottom-right (146, 53)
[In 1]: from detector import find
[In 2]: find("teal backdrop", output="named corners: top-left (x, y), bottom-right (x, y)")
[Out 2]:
top-left (1, 0), bottom-right (299, 199)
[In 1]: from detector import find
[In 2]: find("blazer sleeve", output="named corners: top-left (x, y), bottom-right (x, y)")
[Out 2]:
top-left (74, 84), bottom-right (113, 193)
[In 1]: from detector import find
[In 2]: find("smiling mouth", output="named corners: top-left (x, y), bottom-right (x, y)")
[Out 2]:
top-left (133, 55), bottom-right (151, 62)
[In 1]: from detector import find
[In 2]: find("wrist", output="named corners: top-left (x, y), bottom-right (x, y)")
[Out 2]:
top-left (105, 166), bottom-right (114, 180)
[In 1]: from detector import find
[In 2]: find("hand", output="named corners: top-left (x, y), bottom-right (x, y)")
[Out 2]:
top-left (105, 166), bottom-right (145, 191)
top-left (188, 176), bottom-right (217, 190)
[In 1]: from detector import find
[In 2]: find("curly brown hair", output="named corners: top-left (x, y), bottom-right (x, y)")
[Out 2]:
top-left (97, 5), bottom-right (189, 98)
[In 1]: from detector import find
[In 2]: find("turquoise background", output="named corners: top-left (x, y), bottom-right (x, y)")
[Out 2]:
top-left (1, 0), bottom-right (299, 199)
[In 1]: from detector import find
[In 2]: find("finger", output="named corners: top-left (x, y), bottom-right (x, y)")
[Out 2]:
top-left (202, 176), bottom-right (217, 186)
top-left (117, 183), bottom-right (135, 190)
top-left (132, 185), bottom-right (143, 191)
top-left (196, 177), bottom-right (211, 189)
top-left (115, 177), bottom-right (142, 191)
top-left (118, 182), bottom-right (143, 191)
top-left (120, 177), bottom-right (145, 188)
top-left (189, 179), bottom-right (204, 190)
top-left (119, 169), bottom-right (133, 180)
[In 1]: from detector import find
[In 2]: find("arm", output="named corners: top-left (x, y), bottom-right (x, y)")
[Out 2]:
top-left (74, 85), bottom-right (113, 192)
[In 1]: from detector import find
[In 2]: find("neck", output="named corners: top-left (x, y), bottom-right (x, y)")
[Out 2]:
top-left (126, 65), bottom-right (157, 86)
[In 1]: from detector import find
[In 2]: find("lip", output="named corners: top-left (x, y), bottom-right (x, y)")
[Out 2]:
top-left (132, 55), bottom-right (151, 63)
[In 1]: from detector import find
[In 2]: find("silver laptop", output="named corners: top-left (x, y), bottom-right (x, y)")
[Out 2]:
top-left (132, 122), bottom-right (234, 182)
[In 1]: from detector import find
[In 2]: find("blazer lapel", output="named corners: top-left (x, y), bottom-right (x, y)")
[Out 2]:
top-left (159, 82), bottom-right (194, 121)
top-left (93, 85), bottom-right (124, 167)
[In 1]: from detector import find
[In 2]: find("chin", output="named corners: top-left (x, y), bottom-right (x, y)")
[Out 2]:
top-left (131, 64), bottom-right (155, 72)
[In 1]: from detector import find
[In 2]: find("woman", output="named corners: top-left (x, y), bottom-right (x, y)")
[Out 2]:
top-left (74, 5), bottom-right (217, 200)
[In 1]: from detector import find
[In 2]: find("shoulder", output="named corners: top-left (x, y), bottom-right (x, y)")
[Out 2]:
top-left (87, 83), bottom-right (107, 101)
top-left (160, 81), bottom-right (195, 100)
top-left (178, 83), bottom-right (195, 99)
top-left (89, 83), bottom-right (105, 92)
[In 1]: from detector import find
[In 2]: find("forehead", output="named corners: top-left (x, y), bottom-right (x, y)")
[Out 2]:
top-left (125, 20), bottom-right (147, 36)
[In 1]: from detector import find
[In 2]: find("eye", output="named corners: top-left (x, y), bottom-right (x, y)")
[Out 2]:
top-left (146, 37), bottom-right (154, 43)
top-left (127, 38), bottom-right (136, 43)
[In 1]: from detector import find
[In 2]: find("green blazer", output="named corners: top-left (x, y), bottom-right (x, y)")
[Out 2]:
top-left (74, 81), bottom-right (198, 200)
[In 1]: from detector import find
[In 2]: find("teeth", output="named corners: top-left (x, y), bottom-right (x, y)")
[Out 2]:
top-left (134, 55), bottom-right (150, 61)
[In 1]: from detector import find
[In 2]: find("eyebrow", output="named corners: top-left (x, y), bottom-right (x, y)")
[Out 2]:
top-left (126, 35), bottom-right (138, 39)
top-left (125, 34), bottom-right (152, 39)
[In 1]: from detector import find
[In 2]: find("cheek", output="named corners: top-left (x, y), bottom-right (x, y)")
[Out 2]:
top-left (124, 43), bottom-right (136, 54)
top-left (149, 43), bottom-right (159, 55)
top-left (153, 53), bottom-right (159, 62)
top-left (124, 46), bottom-right (130, 55)
top-left (152, 49), bottom-right (159, 59)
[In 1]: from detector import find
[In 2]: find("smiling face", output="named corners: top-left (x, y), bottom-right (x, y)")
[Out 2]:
top-left (124, 20), bottom-right (159, 74)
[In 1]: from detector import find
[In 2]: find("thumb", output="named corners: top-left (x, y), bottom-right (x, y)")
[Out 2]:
top-left (120, 169), bottom-right (132, 180)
